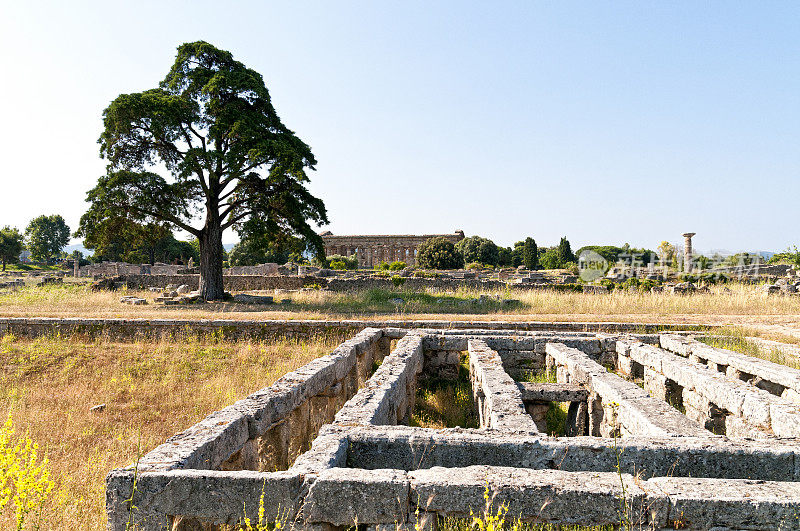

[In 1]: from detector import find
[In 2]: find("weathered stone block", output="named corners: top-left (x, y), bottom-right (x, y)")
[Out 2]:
top-left (646, 476), bottom-right (800, 530)
top-left (305, 468), bottom-right (409, 525)
top-left (409, 466), bottom-right (654, 526)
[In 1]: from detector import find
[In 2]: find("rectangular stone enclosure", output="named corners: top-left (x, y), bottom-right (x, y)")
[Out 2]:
top-left (106, 325), bottom-right (800, 530)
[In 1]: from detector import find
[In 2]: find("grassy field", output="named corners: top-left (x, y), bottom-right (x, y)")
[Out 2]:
top-left (0, 333), bottom-right (339, 530)
top-left (2, 282), bottom-right (800, 329)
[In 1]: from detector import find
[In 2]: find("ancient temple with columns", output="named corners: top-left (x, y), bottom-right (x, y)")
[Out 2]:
top-left (321, 230), bottom-right (465, 268)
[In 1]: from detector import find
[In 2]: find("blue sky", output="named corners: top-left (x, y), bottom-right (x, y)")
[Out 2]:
top-left (1, 2), bottom-right (798, 254)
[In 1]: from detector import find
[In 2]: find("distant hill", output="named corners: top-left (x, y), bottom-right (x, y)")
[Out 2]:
top-left (64, 244), bottom-right (91, 256)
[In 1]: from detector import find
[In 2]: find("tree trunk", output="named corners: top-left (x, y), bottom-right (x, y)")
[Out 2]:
top-left (198, 206), bottom-right (225, 301)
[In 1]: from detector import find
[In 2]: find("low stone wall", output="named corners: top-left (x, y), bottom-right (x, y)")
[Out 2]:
top-left (468, 339), bottom-right (538, 432)
top-left (224, 264), bottom-right (279, 276)
top-left (333, 333), bottom-right (424, 427)
top-left (325, 277), bottom-right (508, 292)
top-left (661, 334), bottom-right (800, 404)
top-left (618, 339), bottom-right (800, 437)
top-left (345, 425), bottom-right (800, 479)
top-left (420, 331), bottom-right (620, 381)
top-left (546, 343), bottom-right (710, 438)
top-left (0, 318), bottom-right (702, 341)
top-left (125, 274), bottom-right (316, 291)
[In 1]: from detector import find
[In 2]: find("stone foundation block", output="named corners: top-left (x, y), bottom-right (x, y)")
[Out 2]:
top-left (724, 416), bottom-right (771, 439)
top-left (304, 468), bottom-right (409, 526)
top-left (409, 466), bottom-right (655, 526)
top-left (646, 476), bottom-right (800, 530)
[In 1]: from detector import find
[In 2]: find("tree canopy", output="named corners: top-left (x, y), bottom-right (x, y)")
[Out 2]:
top-left (25, 215), bottom-right (70, 262)
top-left (76, 216), bottom-right (197, 264)
top-left (556, 236), bottom-right (576, 266)
top-left (80, 41), bottom-right (327, 299)
top-left (0, 226), bottom-right (24, 271)
top-left (522, 237), bottom-right (539, 270)
top-left (455, 236), bottom-right (499, 266)
top-left (538, 237), bottom-right (575, 270)
top-left (228, 218), bottom-right (308, 266)
top-left (416, 237), bottom-right (464, 270)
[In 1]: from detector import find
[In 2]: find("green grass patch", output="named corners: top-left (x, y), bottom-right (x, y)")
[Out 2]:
top-left (438, 514), bottom-right (613, 531)
top-left (411, 356), bottom-right (478, 429)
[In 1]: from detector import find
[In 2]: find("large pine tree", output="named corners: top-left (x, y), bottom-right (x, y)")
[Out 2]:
top-left (81, 42), bottom-right (327, 299)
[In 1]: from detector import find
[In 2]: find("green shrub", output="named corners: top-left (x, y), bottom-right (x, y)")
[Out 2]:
top-left (680, 272), bottom-right (728, 285)
top-left (539, 248), bottom-right (560, 270)
top-left (455, 236), bottom-right (499, 266)
top-left (416, 237), bottom-right (464, 270)
top-left (599, 279), bottom-right (618, 291)
top-left (549, 283), bottom-right (583, 292)
top-left (388, 261), bottom-right (406, 271)
top-left (391, 275), bottom-right (406, 287)
top-left (326, 254), bottom-right (358, 270)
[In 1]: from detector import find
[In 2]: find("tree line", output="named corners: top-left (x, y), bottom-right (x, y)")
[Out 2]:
top-left (413, 235), bottom-right (577, 270)
top-left (0, 215), bottom-right (72, 271)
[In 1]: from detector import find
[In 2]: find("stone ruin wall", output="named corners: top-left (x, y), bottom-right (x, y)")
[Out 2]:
top-left (0, 317), bottom-right (694, 342)
top-left (101, 323), bottom-right (800, 530)
top-left (79, 262), bottom-right (187, 277)
top-left (321, 231), bottom-right (465, 268)
top-left (121, 274), bottom-right (511, 292)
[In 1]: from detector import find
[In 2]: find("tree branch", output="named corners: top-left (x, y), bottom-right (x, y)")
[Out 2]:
top-left (126, 205), bottom-right (200, 236)
top-left (221, 211), bottom-right (252, 231)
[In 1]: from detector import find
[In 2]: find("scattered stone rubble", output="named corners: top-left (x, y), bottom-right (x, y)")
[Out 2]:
top-left (0, 278), bottom-right (25, 289)
top-left (104, 323), bottom-right (800, 529)
top-left (119, 296), bottom-right (147, 305)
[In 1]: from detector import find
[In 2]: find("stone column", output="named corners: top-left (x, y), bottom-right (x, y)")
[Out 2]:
top-left (682, 233), bottom-right (695, 273)
top-left (74, 258), bottom-right (80, 278)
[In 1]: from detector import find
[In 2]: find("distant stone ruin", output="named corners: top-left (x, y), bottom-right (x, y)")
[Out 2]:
top-left (321, 230), bottom-right (465, 268)
top-left (104, 321), bottom-right (800, 530)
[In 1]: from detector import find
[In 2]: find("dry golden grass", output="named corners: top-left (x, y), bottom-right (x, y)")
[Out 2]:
top-left (2, 283), bottom-right (800, 331)
top-left (0, 333), bottom-right (339, 530)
